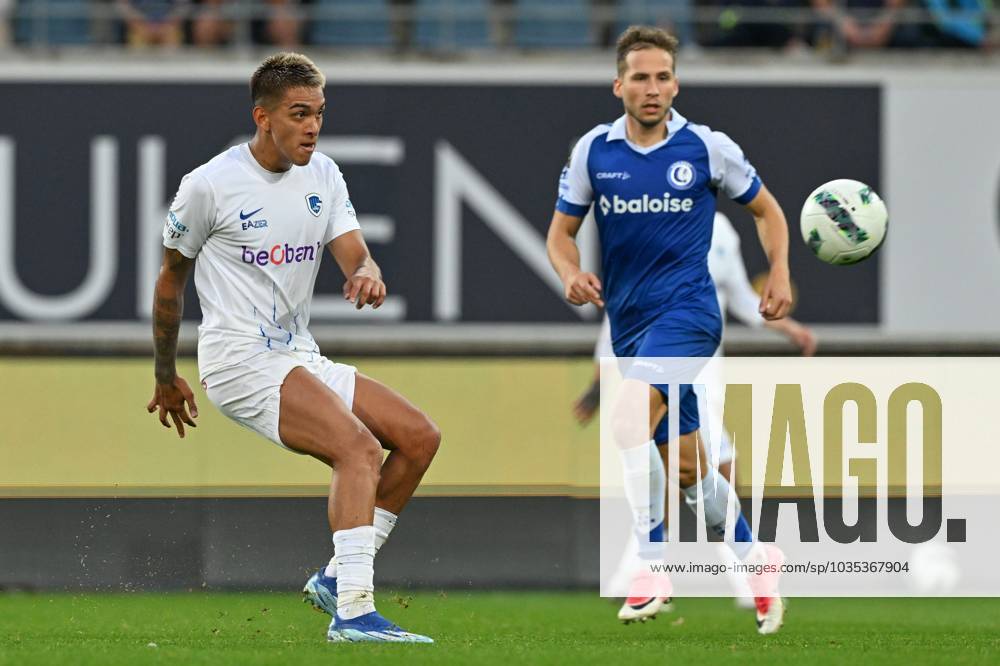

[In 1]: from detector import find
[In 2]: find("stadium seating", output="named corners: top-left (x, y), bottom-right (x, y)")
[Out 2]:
top-left (615, 0), bottom-right (695, 46)
top-left (512, 0), bottom-right (594, 48)
top-left (13, 0), bottom-right (91, 45)
top-left (308, 0), bottom-right (394, 48)
top-left (412, 0), bottom-right (492, 50)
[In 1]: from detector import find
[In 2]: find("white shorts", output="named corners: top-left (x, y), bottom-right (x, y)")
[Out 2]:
top-left (202, 350), bottom-right (357, 450)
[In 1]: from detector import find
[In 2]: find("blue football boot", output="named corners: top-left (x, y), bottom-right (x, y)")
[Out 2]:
top-left (326, 611), bottom-right (434, 643)
top-left (302, 569), bottom-right (338, 616)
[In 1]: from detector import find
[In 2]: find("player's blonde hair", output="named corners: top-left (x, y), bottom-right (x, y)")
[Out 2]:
top-left (615, 26), bottom-right (679, 76)
top-left (250, 53), bottom-right (326, 108)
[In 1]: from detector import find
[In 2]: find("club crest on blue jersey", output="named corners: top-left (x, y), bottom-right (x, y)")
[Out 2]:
top-left (305, 193), bottom-right (323, 217)
top-left (667, 161), bottom-right (696, 190)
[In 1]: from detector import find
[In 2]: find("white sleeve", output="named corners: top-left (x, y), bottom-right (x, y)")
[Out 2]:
top-left (163, 172), bottom-right (215, 259)
top-left (707, 131), bottom-right (762, 205)
top-left (324, 164), bottom-right (362, 244)
top-left (593, 314), bottom-right (614, 360)
top-left (721, 242), bottom-right (765, 327)
top-left (555, 133), bottom-right (595, 216)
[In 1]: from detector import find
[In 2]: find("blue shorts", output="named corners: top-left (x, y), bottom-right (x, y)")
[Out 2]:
top-left (613, 316), bottom-right (720, 440)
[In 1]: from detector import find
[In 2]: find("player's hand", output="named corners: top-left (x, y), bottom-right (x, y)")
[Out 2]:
top-left (788, 322), bottom-right (818, 357)
top-left (564, 271), bottom-right (605, 307)
top-left (147, 376), bottom-right (198, 438)
top-left (758, 268), bottom-right (792, 321)
top-left (343, 268), bottom-right (386, 310)
top-left (572, 384), bottom-right (601, 425)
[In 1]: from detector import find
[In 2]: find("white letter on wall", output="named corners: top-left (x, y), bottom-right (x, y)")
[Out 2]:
top-left (137, 136), bottom-right (165, 319)
top-left (434, 141), bottom-right (596, 321)
top-left (0, 136), bottom-right (118, 321)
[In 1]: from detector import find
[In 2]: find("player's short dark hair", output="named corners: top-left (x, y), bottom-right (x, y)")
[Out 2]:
top-left (615, 26), bottom-right (679, 76)
top-left (250, 53), bottom-right (325, 108)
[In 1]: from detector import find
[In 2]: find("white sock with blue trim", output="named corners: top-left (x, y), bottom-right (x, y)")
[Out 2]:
top-left (620, 440), bottom-right (665, 561)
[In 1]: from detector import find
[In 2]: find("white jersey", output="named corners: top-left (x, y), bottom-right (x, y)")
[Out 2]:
top-left (163, 144), bottom-right (360, 379)
top-left (708, 212), bottom-right (765, 331)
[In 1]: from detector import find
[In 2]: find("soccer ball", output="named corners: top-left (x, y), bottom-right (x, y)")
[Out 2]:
top-left (799, 179), bottom-right (887, 265)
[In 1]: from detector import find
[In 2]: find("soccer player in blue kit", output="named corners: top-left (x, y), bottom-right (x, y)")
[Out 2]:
top-left (546, 26), bottom-right (793, 634)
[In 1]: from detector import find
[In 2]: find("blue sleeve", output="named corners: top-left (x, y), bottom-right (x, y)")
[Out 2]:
top-left (555, 198), bottom-right (591, 217)
top-left (733, 177), bottom-right (762, 206)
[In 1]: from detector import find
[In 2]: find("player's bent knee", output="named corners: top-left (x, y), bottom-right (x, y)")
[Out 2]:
top-left (330, 427), bottom-right (383, 474)
top-left (412, 416), bottom-right (441, 464)
top-left (678, 467), bottom-right (699, 489)
top-left (677, 455), bottom-right (701, 488)
top-left (610, 413), bottom-right (649, 449)
top-left (391, 413), bottom-right (441, 466)
top-left (355, 434), bottom-right (385, 473)
top-left (610, 390), bottom-right (653, 446)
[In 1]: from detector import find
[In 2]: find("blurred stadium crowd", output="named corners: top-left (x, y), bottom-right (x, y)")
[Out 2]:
top-left (0, 0), bottom-right (995, 54)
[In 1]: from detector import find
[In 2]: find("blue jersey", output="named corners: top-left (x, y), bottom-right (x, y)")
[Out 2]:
top-left (556, 109), bottom-right (762, 353)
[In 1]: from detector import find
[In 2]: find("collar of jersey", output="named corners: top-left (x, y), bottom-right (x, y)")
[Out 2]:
top-left (606, 108), bottom-right (687, 154)
top-left (240, 143), bottom-right (291, 183)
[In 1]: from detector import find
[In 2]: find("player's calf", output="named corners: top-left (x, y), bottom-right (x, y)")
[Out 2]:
top-left (675, 445), bottom-right (701, 488)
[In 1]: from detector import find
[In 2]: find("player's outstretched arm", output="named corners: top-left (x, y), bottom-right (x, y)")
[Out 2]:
top-left (744, 185), bottom-right (792, 320)
top-left (328, 230), bottom-right (386, 310)
top-left (147, 248), bottom-right (199, 438)
top-left (719, 228), bottom-right (816, 355)
top-left (573, 368), bottom-right (601, 426)
top-left (546, 210), bottom-right (604, 307)
top-left (765, 318), bottom-right (818, 356)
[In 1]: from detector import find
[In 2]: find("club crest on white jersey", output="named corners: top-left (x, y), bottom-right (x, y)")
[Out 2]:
top-left (306, 193), bottom-right (323, 217)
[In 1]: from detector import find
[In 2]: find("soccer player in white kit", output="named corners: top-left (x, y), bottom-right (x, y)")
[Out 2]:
top-left (146, 53), bottom-right (437, 644)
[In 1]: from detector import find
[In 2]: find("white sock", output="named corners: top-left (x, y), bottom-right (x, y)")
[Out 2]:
top-left (324, 554), bottom-right (337, 578)
top-left (333, 525), bottom-right (376, 620)
top-left (620, 440), bottom-right (664, 561)
top-left (682, 465), bottom-right (726, 531)
top-left (716, 543), bottom-right (755, 604)
top-left (682, 466), bottom-right (754, 559)
top-left (648, 443), bottom-right (666, 536)
top-left (374, 507), bottom-right (397, 554)
top-left (325, 507), bottom-right (398, 578)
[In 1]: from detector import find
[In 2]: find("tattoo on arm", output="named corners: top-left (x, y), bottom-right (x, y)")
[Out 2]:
top-left (152, 250), bottom-right (192, 384)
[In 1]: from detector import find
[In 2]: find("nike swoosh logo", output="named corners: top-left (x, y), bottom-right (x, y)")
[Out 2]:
top-left (240, 207), bottom-right (263, 220)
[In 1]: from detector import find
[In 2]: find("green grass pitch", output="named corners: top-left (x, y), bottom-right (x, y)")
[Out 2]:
top-left (1, 592), bottom-right (997, 665)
